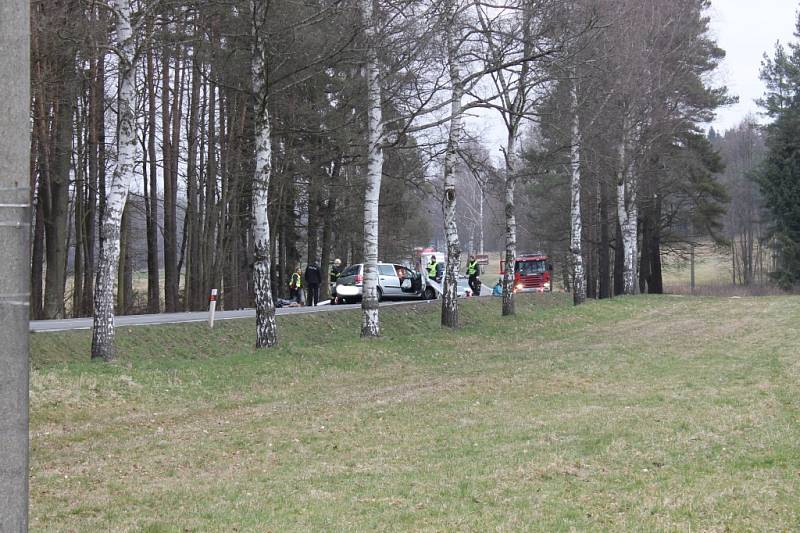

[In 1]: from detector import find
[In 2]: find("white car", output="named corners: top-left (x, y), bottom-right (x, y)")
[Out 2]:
top-left (334, 262), bottom-right (437, 303)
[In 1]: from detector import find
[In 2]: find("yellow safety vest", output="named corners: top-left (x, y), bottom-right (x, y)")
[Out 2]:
top-left (290, 272), bottom-right (302, 289)
top-left (427, 262), bottom-right (438, 277)
top-left (467, 261), bottom-right (478, 276)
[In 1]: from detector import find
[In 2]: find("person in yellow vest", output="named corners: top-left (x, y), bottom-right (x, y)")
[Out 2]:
top-left (289, 266), bottom-right (304, 304)
top-left (329, 258), bottom-right (343, 304)
top-left (426, 256), bottom-right (438, 280)
top-left (466, 255), bottom-right (481, 295)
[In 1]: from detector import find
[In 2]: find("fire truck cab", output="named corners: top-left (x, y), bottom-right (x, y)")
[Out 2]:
top-left (501, 253), bottom-right (553, 292)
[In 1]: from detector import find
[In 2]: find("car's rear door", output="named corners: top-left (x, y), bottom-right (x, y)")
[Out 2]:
top-left (378, 264), bottom-right (400, 296)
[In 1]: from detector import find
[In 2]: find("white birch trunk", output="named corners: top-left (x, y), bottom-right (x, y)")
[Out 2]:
top-left (616, 123), bottom-right (638, 295)
top-left (359, 0), bottom-right (383, 338)
top-left (502, 137), bottom-right (517, 316)
top-left (91, 0), bottom-right (137, 361)
top-left (441, 19), bottom-right (464, 329)
top-left (624, 193), bottom-right (638, 294)
top-left (252, 0), bottom-right (278, 348)
top-left (569, 83), bottom-right (585, 305)
top-left (479, 188), bottom-right (484, 254)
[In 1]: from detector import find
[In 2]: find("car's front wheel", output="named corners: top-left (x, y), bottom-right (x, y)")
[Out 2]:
top-left (424, 287), bottom-right (436, 300)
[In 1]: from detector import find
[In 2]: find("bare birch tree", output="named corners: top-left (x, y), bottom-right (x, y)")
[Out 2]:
top-left (473, 0), bottom-right (566, 315)
top-left (568, 79), bottom-right (585, 304)
top-left (251, 0), bottom-right (278, 348)
top-left (616, 113), bottom-right (638, 295)
top-left (441, 1), bottom-right (467, 328)
top-left (91, 0), bottom-right (137, 360)
top-left (358, 0), bottom-right (384, 338)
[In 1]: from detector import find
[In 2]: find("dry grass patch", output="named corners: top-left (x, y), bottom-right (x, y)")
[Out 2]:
top-left (30, 294), bottom-right (800, 531)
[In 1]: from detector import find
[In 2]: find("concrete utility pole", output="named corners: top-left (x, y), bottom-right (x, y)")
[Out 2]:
top-left (0, 0), bottom-right (31, 530)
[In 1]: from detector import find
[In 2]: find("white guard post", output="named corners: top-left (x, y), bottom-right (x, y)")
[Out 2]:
top-left (208, 289), bottom-right (218, 328)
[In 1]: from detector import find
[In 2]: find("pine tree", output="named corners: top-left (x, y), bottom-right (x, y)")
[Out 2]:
top-left (758, 107), bottom-right (800, 288)
top-left (758, 14), bottom-right (800, 288)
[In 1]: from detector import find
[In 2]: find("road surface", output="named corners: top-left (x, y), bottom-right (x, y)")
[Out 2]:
top-left (29, 299), bottom-right (443, 333)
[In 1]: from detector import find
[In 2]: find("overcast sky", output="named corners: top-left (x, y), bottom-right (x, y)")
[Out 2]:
top-left (464, 1), bottom-right (800, 158)
top-left (709, 0), bottom-right (798, 133)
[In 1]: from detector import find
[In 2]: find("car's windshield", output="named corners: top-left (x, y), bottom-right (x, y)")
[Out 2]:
top-left (341, 264), bottom-right (361, 277)
top-left (515, 260), bottom-right (546, 275)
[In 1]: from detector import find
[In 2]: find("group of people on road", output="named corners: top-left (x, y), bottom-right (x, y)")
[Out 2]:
top-left (425, 255), bottom-right (483, 296)
top-left (289, 254), bottom-right (485, 307)
top-left (287, 258), bottom-right (344, 306)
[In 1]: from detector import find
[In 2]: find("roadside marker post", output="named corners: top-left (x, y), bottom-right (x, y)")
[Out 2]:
top-left (208, 289), bottom-right (218, 328)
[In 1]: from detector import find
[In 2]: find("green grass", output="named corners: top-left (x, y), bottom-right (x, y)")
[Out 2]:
top-left (30, 294), bottom-right (800, 531)
top-left (661, 245), bottom-right (733, 288)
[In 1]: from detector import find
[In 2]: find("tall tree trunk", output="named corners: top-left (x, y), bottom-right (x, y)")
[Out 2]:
top-left (307, 169), bottom-right (321, 265)
top-left (162, 45), bottom-right (174, 308)
top-left (359, 0), bottom-right (383, 338)
top-left (481, 2), bottom-right (533, 318)
top-left (190, 70), bottom-right (207, 310)
top-left (31, 121), bottom-right (48, 319)
top-left (251, 0), bottom-right (278, 348)
top-left (441, 18), bottom-right (463, 329)
top-left (117, 200), bottom-right (133, 314)
top-left (501, 140), bottom-right (517, 317)
top-left (598, 175), bottom-right (611, 299)
top-left (73, 99), bottom-right (85, 317)
top-left (616, 124), bottom-right (637, 295)
top-left (585, 200), bottom-right (597, 299)
top-left (614, 220), bottom-right (624, 296)
top-left (185, 50), bottom-right (202, 310)
top-left (82, 50), bottom-right (102, 316)
top-left (91, 0), bottom-right (137, 361)
top-left (639, 204), bottom-right (651, 293)
top-left (648, 193), bottom-right (663, 294)
top-left (43, 58), bottom-right (77, 319)
top-left (145, 42), bottom-right (160, 313)
top-left (97, 50), bottom-right (107, 257)
top-left (569, 83), bottom-right (585, 305)
top-left (203, 79), bottom-right (218, 303)
top-left (162, 47), bottom-right (182, 312)
top-left (31, 183), bottom-right (45, 319)
top-left (170, 50), bottom-right (184, 306)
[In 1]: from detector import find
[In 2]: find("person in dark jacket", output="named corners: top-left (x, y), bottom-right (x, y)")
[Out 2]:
top-left (304, 262), bottom-right (322, 306)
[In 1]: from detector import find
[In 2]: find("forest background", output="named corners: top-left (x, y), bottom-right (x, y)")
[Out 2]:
top-left (27, 0), bottom-right (798, 326)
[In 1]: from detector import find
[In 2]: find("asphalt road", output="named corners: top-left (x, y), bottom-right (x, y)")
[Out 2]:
top-left (29, 299), bottom-right (443, 333)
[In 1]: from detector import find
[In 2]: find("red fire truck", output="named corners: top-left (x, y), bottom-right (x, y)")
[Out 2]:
top-left (500, 253), bottom-right (553, 292)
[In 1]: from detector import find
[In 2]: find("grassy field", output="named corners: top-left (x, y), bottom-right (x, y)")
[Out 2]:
top-left (660, 245), bottom-right (781, 296)
top-left (661, 246), bottom-right (732, 288)
top-left (30, 294), bottom-right (800, 531)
